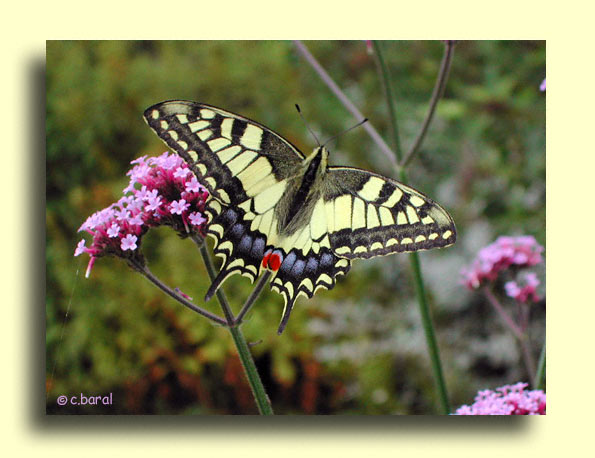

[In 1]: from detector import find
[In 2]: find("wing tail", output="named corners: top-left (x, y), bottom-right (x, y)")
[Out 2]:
top-left (277, 298), bottom-right (296, 335)
top-left (205, 269), bottom-right (235, 302)
top-left (269, 246), bottom-right (351, 334)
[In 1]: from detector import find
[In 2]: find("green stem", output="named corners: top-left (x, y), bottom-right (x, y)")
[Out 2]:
top-left (297, 40), bottom-right (452, 414)
top-left (199, 244), bottom-right (235, 325)
top-left (227, 325), bottom-right (273, 415)
top-left (396, 160), bottom-right (452, 414)
top-left (408, 244), bottom-right (451, 414)
top-left (134, 262), bottom-right (227, 326)
top-left (372, 41), bottom-right (404, 162)
top-left (198, 245), bottom-right (274, 415)
top-left (236, 271), bottom-right (272, 325)
top-left (374, 41), bottom-right (450, 414)
top-left (535, 341), bottom-right (546, 391)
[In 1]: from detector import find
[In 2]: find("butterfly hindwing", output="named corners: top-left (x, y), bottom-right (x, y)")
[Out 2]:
top-left (266, 210), bottom-right (352, 333)
top-left (202, 199), bottom-right (268, 300)
top-left (323, 167), bottom-right (456, 259)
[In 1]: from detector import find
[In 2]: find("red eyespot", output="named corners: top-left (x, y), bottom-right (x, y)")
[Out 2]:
top-left (268, 253), bottom-right (282, 271)
top-left (262, 252), bottom-right (271, 268)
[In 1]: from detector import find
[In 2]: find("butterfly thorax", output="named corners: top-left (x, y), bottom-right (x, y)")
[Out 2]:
top-left (275, 146), bottom-right (328, 236)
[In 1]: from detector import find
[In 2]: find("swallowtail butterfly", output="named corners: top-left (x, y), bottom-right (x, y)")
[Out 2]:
top-left (144, 101), bottom-right (456, 333)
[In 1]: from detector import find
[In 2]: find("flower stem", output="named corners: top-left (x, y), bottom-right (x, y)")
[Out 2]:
top-left (236, 271), bottom-right (272, 325)
top-left (408, 248), bottom-right (451, 414)
top-left (292, 40), bottom-right (398, 169)
top-left (198, 245), bottom-right (274, 415)
top-left (134, 262), bottom-right (227, 326)
top-left (198, 244), bottom-right (235, 325)
top-left (483, 287), bottom-right (523, 339)
top-left (483, 287), bottom-right (536, 385)
top-left (518, 301), bottom-right (537, 386)
top-left (397, 164), bottom-right (451, 413)
top-left (371, 40), bottom-right (404, 161)
top-left (520, 337), bottom-right (536, 387)
top-left (374, 41), bottom-right (451, 414)
top-left (400, 41), bottom-right (455, 169)
top-left (535, 341), bottom-right (546, 390)
top-left (298, 40), bottom-right (452, 414)
top-left (226, 325), bottom-right (273, 415)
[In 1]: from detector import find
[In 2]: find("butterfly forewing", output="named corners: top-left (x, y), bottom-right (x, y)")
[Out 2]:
top-left (143, 101), bottom-right (304, 206)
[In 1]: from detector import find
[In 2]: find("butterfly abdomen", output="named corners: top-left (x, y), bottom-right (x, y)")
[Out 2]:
top-left (276, 147), bottom-right (328, 236)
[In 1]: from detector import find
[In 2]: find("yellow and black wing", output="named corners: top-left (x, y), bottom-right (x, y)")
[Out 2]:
top-left (144, 101), bottom-right (456, 335)
top-left (264, 196), bottom-right (352, 334)
top-left (323, 167), bottom-right (456, 258)
top-left (144, 100), bottom-right (304, 206)
top-left (264, 166), bottom-right (456, 333)
top-left (144, 100), bottom-right (303, 298)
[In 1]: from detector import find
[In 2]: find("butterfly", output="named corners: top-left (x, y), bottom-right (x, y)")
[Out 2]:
top-left (144, 101), bottom-right (456, 334)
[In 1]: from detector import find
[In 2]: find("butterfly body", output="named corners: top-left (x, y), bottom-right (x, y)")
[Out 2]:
top-left (144, 101), bottom-right (456, 333)
top-left (273, 146), bottom-right (327, 236)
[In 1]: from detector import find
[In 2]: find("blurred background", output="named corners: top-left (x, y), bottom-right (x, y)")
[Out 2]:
top-left (46, 40), bottom-right (545, 414)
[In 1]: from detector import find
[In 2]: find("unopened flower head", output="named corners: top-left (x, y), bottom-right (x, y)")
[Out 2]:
top-left (453, 382), bottom-right (545, 415)
top-left (75, 152), bottom-right (209, 277)
top-left (461, 236), bottom-right (544, 290)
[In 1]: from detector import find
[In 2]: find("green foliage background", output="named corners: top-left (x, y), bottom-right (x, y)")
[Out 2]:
top-left (46, 40), bottom-right (545, 414)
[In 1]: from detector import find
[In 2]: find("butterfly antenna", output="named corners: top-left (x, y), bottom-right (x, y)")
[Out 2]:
top-left (322, 117), bottom-right (369, 148)
top-left (295, 104), bottom-right (321, 146)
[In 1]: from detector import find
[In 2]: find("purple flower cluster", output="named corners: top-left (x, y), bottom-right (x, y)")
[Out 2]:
top-left (505, 272), bottom-right (540, 304)
top-left (461, 236), bottom-right (544, 290)
top-left (75, 152), bottom-right (209, 277)
top-left (540, 78), bottom-right (546, 92)
top-left (453, 382), bottom-right (546, 415)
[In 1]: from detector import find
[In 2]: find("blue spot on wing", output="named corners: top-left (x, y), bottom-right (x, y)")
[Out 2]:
top-left (251, 237), bottom-right (266, 258)
top-left (238, 234), bottom-right (252, 253)
top-left (290, 259), bottom-right (306, 277)
top-left (320, 252), bottom-right (333, 269)
top-left (230, 223), bottom-right (245, 239)
top-left (305, 257), bottom-right (318, 274)
top-left (222, 209), bottom-right (238, 226)
top-left (280, 251), bottom-right (298, 273)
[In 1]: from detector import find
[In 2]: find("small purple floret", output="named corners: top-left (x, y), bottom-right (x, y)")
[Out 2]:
top-left (74, 239), bottom-right (86, 256)
top-left (121, 234), bottom-right (138, 251)
top-left (453, 382), bottom-right (545, 415)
